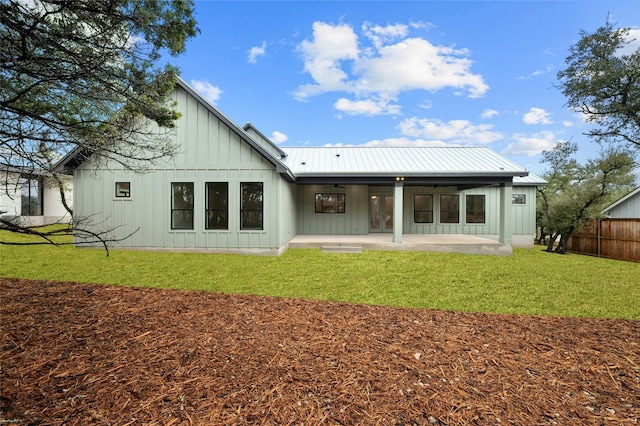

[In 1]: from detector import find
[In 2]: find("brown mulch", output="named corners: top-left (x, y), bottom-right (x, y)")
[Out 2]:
top-left (1, 278), bottom-right (639, 425)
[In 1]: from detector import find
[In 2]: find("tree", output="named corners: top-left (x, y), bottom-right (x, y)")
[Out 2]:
top-left (0, 0), bottom-right (198, 251)
top-left (536, 141), bottom-right (636, 254)
top-left (557, 21), bottom-right (640, 148)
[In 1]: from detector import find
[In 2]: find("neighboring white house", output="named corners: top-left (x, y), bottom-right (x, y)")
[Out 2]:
top-left (58, 78), bottom-right (545, 255)
top-left (602, 187), bottom-right (640, 218)
top-left (0, 166), bottom-right (73, 226)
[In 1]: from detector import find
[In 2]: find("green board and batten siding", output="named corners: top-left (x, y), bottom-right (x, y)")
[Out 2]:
top-left (296, 185), bottom-right (369, 235)
top-left (73, 84), bottom-right (296, 252)
top-left (293, 184), bottom-right (537, 246)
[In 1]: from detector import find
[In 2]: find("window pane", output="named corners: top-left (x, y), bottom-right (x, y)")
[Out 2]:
top-left (415, 211), bottom-right (433, 223)
top-left (337, 194), bottom-right (345, 213)
top-left (21, 178), bottom-right (41, 216)
top-left (241, 182), bottom-right (263, 230)
top-left (172, 210), bottom-right (193, 229)
top-left (315, 193), bottom-right (323, 213)
top-left (512, 194), bottom-right (526, 204)
top-left (440, 194), bottom-right (459, 223)
top-left (207, 182), bottom-right (228, 209)
top-left (116, 182), bottom-right (130, 197)
top-left (315, 193), bottom-right (346, 214)
top-left (206, 182), bottom-right (228, 230)
top-left (414, 194), bottom-right (433, 223)
top-left (206, 210), bottom-right (228, 229)
top-left (241, 182), bottom-right (263, 209)
top-left (171, 182), bottom-right (194, 230)
top-left (172, 183), bottom-right (194, 209)
top-left (241, 211), bottom-right (263, 230)
top-left (466, 195), bottom-right (485, 223)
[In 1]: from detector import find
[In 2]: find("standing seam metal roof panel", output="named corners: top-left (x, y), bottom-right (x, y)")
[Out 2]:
top-left (281, 147), bottom-right (528, 177)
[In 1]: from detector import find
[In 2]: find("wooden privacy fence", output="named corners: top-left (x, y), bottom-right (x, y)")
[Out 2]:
top-left (566, 218), bottom-right (640, 262)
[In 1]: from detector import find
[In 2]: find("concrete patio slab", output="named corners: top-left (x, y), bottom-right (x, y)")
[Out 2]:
top-left (289, 234), bottom-right (512, 256)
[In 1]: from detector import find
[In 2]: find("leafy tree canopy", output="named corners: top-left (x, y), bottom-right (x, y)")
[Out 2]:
top-left (1, 0), bottom-right (198, 172)
top-left (536, 141), bottom-right (636, 254)
top-left (557, 21), bottom-right (640, 148)
top-left (0, 0), bottom-right (198, 251)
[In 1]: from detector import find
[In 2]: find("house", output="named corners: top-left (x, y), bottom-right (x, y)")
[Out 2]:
top-left (0, 165), bottom-right (73, 226)
top-left (602, 187), bottom-right (640, 218)
top-left (58, 79), bottom-right (545, 255)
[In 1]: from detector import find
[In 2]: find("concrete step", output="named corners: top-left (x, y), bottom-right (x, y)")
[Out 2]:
top-left (321, 246), bottom-right (363, 253)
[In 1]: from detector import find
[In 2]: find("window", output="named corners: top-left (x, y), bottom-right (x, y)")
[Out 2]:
top-left (439, 194), bottom-right (459, 223)
top-left (21, 177), bottom-right (42, 216)
top-left (315, 193), bottom-right (345, 213)
top-left (240, 182), bottom-right (263, 230)
top-left (466, 194), bottom-right (485, 224)
top-left (414, 194), bottom-right (433, 223)
top-left (205, 182), bottom-right (228, 230)
top-left (171, 182), bottom-right (194, 229)
top-left (115, 182), bottom-right (130, 198)
top-left (512, 194), bottom-right (527, 204)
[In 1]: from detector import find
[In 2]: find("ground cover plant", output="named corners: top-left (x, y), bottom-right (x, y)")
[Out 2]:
top-left (1, 233), bottom-right (639, 424)
top-left (1, 230), bottom-right (639, 319)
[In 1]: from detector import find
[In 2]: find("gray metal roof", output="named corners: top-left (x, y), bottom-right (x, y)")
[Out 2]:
top-left (513, 173), bottom-right (547, 186)
top-left (602, 186), bottom-right (640, 214)
top-left (281, 147), bottom-right (529, 178)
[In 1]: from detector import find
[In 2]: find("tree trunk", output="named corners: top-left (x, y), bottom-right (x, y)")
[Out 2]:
top-left (555, 228), bottom-right (574, 254)
top-left (545, 232), bottom-right (560, 252)
top-left (537, 227), bottom-right (547, 245)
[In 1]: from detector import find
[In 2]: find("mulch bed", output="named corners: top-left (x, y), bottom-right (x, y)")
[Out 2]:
top-left (1, 278), bottom-right (639, 425)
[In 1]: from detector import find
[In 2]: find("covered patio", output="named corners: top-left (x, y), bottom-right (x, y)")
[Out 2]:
top-left (288, 234), bottom-right (512, 256)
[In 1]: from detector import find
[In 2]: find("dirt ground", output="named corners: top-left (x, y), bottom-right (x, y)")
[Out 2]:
top-left (1, 278), bottom-right (639, 425)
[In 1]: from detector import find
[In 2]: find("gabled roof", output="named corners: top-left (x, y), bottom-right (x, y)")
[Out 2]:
top-left (52, 78), bottom-right (543, 186)
top-left (281, 146), bottom-right (529, 179)
top-left (53, 78), bottom-right (296, 181)
top-left (602, 187), bottom-right (640, 214)
top-left (175, 79), bottom-right (295, 181)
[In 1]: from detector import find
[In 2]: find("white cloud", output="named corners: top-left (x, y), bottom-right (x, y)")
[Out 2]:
top-left (398, 117), bottom-right (503, 145)
top-left (190, 79), bottom-right (222, 105)
top-left (518, 65), bottom-right (554, 80)
top-left (481, 109), bottom-right (499, 119)
top-left (324, 138), bottom-right (450, 148)
top-left (353, 38), bottom-right (488, 97)
top-left (248, 41), bottom-right (267, 64)
top-left (294, 22), bottom-right (358, 99)
top-left (270, 131), bottom-right (288, 144)
top-left (616, 28), bottom-right (640, 57)
top-left (294, 21), bottom-right (488, 115)
top-left (362, 22), bottom-right (409, 49)
top-left (502, 131), bottom-right (558, 156)
top-left (334, 97), bottom-right (401, 116)
top-left (523, 107), bottom-right (553, 125)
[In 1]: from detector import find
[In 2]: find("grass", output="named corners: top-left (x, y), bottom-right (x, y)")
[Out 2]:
top-left (1, 229), bottom-right (639, 319)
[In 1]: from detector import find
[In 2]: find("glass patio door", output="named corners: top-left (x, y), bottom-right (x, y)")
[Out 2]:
top-left (369, 195), bottom-right (393, 232)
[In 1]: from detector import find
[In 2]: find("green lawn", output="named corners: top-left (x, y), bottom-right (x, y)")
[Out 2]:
top-left (1, 231), bottom-right (638, 319)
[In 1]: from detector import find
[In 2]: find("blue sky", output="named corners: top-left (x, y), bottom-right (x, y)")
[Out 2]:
top-left (166, 1), bottom-right (640, 177)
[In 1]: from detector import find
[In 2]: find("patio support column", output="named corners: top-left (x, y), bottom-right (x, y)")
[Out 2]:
top-left (499, 182), bottom-right (513, 244)
top-left (393, 180), bottom-right (404, 243)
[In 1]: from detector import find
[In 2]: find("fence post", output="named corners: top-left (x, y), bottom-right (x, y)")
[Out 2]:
top-left (597, 218), bottom-right (601, 258)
